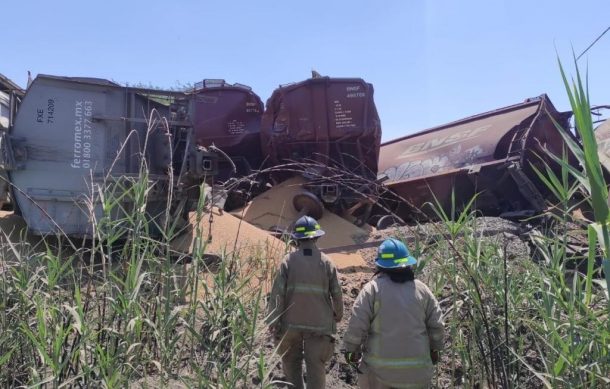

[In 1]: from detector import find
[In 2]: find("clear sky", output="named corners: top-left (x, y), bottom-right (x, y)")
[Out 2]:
top-left (3, 0), bottom-right (609, 141)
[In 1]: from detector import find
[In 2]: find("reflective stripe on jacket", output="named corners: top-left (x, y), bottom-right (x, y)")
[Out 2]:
top-left (267, 240), bottom-right (344, 335)
top-left (343, 275), bottom-right (444, 387)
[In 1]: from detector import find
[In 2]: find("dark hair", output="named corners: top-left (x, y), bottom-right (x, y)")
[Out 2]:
top-left (375, 266), bottom-right (415, 283)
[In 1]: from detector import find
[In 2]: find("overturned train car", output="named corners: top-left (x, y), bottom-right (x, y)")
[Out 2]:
top-left (0, 74), bottom-right (24, 209)
top-left (378, 95), bottom-right (577, 221)
top-left (261, 76), bottom-right (382, 219)
top-left (189, 79), bottom-right (263, 179)
top-left (0, 75), bottom-right (263, 237)
top-left (594, 118), bottom-right (610, 178)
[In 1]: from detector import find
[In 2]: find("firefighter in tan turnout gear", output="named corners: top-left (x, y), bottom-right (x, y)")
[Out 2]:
top-left (343, 238), bottom-right (444, 389)
top-left (268, 216), bottom-right (344, 389)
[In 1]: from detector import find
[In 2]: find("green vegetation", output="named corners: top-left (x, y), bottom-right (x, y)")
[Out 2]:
top-left (420, 199), bottom-right (609, 388)
top-left (0, 147), bottom-right (283, 387)
top-left (556, 54), bottom-right (610, 303)
top-left (416, 56), bottom-right (609, 388)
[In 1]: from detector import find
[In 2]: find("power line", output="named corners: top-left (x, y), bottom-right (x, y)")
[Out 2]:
top-left (577, 26), bottom-right (610, 61)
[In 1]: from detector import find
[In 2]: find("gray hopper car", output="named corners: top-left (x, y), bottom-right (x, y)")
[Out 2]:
top-left (2, 75), bottom-right (219, 237)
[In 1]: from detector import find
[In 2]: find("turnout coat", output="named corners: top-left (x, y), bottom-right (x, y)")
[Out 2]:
top-left (343, 275), bottom-right (444, 388)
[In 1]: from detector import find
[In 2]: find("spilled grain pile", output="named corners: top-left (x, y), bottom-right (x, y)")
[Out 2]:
top-left (231, 177), bottom-right (371, 270)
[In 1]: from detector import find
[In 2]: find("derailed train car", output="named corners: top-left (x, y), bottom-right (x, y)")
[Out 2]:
top-left (0, 74), bottom-right (263, 237)
top-left (594, 118), bottom-right (610, 178)
top-left (261, 76), bottom-right (382, 219)
top-left (1, 71), bottom-right (591, 237)
top-left (188, 79), bottom-right (263, 179)
top-left (0, 74), bottom-right (24, 209)
top-left (378, 95), bottom-right (577, 221)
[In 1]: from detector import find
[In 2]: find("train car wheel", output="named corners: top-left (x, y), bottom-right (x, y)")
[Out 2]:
top-left (292, 191), bottom-right (324, 219)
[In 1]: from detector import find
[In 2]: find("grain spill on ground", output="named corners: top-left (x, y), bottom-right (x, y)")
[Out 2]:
top-left (171, 208), bottom-right (287, 262)
top-left (232, 177), bottom-right (371, 270)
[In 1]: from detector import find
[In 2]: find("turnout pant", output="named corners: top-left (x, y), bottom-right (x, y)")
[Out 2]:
top-left (358, 371), bottom-right (392, 389)
top-left (278, 330), bottom-right (334, 389)
top-left (358, 366), bottom-right (430, 389)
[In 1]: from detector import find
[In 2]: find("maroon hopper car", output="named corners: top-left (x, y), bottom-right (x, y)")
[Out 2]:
top-left (261, 76), bottom-right (382, 181)
top-left (378, 95), bottom-right (576, 220)
top-left (190, 79), bottom-right (264, 180)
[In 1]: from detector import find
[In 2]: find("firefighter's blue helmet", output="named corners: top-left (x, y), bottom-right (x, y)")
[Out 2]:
top-left (291, 216), bottom-right (325, 240)
top-left (375, 238), bottom-right (417, 269)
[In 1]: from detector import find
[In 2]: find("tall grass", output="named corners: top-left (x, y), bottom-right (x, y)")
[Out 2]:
top-left (422, 203), bottom-right (609, 387)
top-left (0, 119), bottom-right (283, 387)
top-left (555, 55), bottom-right (610, 305)
top-left (416, 55), bottom-right (610, 388)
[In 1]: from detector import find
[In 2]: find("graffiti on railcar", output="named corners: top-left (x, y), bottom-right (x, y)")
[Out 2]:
top-left (383, 143), bottom-right (484, 182)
